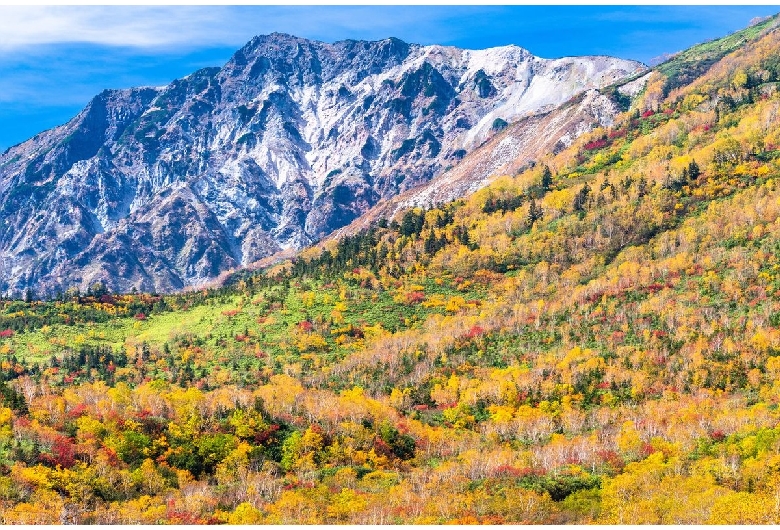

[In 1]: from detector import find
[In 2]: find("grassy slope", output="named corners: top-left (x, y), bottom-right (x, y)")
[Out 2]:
top-left (656, 14), bottom-right (779, 92)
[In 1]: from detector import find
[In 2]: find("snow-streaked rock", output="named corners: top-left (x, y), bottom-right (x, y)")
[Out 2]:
top-left (0, 33), bottom-right (645, 295)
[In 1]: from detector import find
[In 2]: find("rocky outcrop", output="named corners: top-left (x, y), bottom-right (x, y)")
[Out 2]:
top-left (333, 88), bottom-right (625, 237)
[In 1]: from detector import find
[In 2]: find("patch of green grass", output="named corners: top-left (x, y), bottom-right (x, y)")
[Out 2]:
top-left (131, 301), bottom-right (237, 344)
top-left (656, 15), bottom-right (778, 92)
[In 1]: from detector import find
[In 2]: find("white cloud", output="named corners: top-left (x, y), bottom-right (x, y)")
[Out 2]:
top-left (0, 6), bottom-right (256, 51)
top-left (0, 5), bottom-right (481, 54)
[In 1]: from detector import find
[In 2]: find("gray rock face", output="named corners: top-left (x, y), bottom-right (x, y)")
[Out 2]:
top-left (0, 33), bottom-right (644, 295)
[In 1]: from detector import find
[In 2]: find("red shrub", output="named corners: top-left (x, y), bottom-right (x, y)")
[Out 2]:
top-left (66, 403), bottom-right (88, 420)
top-left (49, 435), bottom-right (76, 468)
top-left (640, 442), bottom-right (656, 458)
top-left (711, 429), bottom-right (726, 442)
top-left (597, 449), bottom-right (625, 473)
top-left (647, 283), bottom-right (665, 293)
top-left (583, 138), bottom-right (608, 151)
top-left (254, 424), bottom-right (280, 444)
top-left (465, 325), bottom-right (485, 339)
top-left (405, 291), bottom-right (425, 305)
top-left (166, 508), bottom-right (204, 525)
top-left (373, 436), bottom-right (394, 458)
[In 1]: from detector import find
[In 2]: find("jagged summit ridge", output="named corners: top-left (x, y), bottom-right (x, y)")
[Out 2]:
top-left (0, 34), bottom-right (644, 295)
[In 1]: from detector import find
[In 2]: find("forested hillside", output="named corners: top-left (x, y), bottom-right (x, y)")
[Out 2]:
top-left (1, 17), bottom-right (780, 524)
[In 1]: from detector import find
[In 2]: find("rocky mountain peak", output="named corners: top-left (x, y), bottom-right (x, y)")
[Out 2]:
top-left (0, 34), bottom-right (645, 296)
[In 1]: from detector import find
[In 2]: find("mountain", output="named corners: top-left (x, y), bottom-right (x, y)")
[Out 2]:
top-left (2, 15), bottom-right (780, 525)
top-left (330, 85), bottom-right (637, 238)
top-left (0, 33), bottom-right (643, 296)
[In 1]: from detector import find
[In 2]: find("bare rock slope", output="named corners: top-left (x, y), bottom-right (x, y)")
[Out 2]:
top-left (334, 88), bottom-right (625, 237)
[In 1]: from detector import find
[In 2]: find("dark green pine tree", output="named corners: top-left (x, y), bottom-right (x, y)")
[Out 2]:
top-left (527, 198), bottom-right (543, 226)
top-left (541, 165), bottom-right (553, 192)
top-left (424, 229), bottom-right (439, 255)
top-left (400, 210), bottom-right (423, 237)
top-left (688, 159), bottom-right (701, 180)
top-left (573, 183), bottom-right (591, 212)
top-left (637, 176), bottom-right (648, 198)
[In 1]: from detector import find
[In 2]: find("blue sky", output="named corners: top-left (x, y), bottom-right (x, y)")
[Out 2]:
top-left (0, 5), bottom-right (778, 151)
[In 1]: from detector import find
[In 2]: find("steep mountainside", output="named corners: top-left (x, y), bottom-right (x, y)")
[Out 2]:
top-left (0, 34), bottom-right (643, 296)
top-left (2, 14), bottom-right (780, 524)
top-left (332, 87), bottom-right (623, 237)
top-left (318, 16), bottom-right (780, 247)
top-left (2, 15), bottom-right (780, 525)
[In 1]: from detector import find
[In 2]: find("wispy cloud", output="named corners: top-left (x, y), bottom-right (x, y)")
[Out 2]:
top-left (0, 5), bottom-right (488, 53)
top-left (0, 6), bottom-right (247, 50)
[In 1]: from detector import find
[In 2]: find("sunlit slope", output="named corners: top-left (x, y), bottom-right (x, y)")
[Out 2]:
top-left (0, 18), bottom-right (780, 524)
